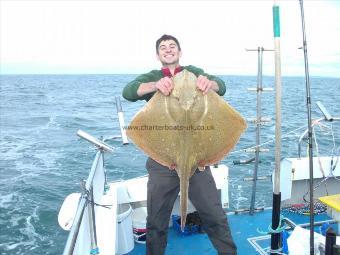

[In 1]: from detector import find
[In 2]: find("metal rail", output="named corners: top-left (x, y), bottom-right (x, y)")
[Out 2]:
top-left (245, 47), bottom-right (273, 215)
top-left (63, 151), bottom-right (103, 255)
top-left (63, 131), bottom-right (113, 255)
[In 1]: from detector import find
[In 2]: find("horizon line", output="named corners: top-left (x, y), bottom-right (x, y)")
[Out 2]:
top-left (1, 73), bottom-right (339, 79)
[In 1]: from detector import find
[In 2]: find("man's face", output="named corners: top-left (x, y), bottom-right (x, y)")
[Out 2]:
top-left (157, 39), bottom-right (182, 66)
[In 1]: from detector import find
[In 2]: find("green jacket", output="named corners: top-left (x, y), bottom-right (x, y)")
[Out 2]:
top-left (122, 65), bottom-right (226, 102)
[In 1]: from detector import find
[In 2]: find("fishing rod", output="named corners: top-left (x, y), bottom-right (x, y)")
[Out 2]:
top-left (298, 0), bottom-right (315, 254)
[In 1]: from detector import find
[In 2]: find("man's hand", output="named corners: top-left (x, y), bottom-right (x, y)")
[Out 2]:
top-left (196, 75), bottom-right (219, 95)
top-left (155, 77), bottom-right (174, 96)
top-left (169, 163), bottom-right (177, 170)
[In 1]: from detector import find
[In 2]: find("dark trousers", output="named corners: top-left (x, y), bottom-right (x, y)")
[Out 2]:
top-left (145, 158), bottom-right (237, 255)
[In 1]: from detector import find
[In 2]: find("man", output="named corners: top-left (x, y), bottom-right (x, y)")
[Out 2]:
top-left (122, 34), bottom-right (237, 255)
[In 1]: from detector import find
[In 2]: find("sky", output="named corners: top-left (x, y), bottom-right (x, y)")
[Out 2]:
top-left (1, 0), bottom-right (339, 77)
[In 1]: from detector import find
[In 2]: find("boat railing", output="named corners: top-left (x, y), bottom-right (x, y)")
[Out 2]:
top-left (298, 101), bottom-right (340, 158)
top-left (62, 130), bottom-right (113, 255)
top-left (245, 47), bottom-right (273, 215)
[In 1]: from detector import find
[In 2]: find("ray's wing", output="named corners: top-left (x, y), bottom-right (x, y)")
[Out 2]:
top-left (192, 91), bottom-right (247, 167)
top-left (126, 92), bottom-right (182, 168)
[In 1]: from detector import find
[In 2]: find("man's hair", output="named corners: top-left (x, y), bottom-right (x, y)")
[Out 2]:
top-left (155, 34), bottom-right (181, 53)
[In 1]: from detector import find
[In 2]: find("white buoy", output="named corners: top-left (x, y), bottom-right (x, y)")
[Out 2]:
top-left (58, 193), bottom-right (81, 231)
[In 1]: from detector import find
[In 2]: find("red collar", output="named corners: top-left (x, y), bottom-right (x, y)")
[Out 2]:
top-left (161, 66), bottom-right (183, 77)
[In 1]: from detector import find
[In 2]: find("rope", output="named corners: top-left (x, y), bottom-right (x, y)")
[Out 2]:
top-left (230, 124), bottom-right (307, 155)
top-left (330, 125), bottom-right (340, 180)
top-left (92, 201), bottom-right (112, 209)
top-left (313, 127), bottom-right (326, 178)
top-left (263, 246), bottom-right (287, 255)
top-left (257, 215), bottom-right (286, 235)
top-left (301, 124), bottom-right (340, 202)
top-left (230, 118), bottom-right (340, 156)
top-left (282, 202), bottom-right (326, 215)
top-left (332, 148), bottom-right (340, 181)
top-left (90, 247), bottom-right (99, 255)
top-left (82, 189), bottom-right (112, 209)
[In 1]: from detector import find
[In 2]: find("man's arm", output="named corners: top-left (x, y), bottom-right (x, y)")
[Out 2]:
top-left (185, 65), bottom-right (226, 96)
top-left (136, 82), bottom-right (157, 96)
top-left (122, 70), bottom-right (161, 102)
top-left (137, 77), bottom-right (174, 97)
top-left (196, 75), bottom-right (220, 95)
top-left (210, 81), bottom-right (220, 92)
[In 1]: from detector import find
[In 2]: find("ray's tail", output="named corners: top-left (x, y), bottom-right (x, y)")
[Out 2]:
top-left (179, 175), bottom-right (189, 231)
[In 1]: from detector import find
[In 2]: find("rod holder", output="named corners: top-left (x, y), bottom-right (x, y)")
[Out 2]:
top-left (233, 207), bottom-right (264, 214)
top-left (245, 48), bottom-right (274, 52)
top-left (247, 87), bottom-right (273, 92)
top-left (316, 101), bottom-right (333, 121)
top-left (243, 175), bottom-right (271, 181)
top-left (245, 148), bottom-right (269, 153)
top-left (77, 130), bottom-right (114, 153)
top-left (115, 97), bottom-right (129, 145)
top-left (247, 117), bottom-right (271, 124)
top-left (233, 157), bottom-right (255, 165)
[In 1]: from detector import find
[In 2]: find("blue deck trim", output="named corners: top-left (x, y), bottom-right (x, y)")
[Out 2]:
top-left (130, 227), bottom-right (216, 255)
top-left (128, 209), bottom-right (336, 255)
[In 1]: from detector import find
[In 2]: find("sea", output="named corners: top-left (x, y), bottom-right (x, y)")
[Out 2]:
top-left (0, 74), bottom-right (339, 254)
